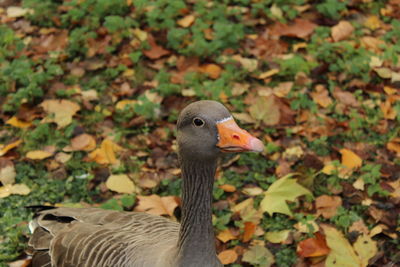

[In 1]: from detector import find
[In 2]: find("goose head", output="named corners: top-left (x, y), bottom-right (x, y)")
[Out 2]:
top-left (177, 100), bottom-right (263, 161)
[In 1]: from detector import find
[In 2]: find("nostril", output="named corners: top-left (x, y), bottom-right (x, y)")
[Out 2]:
top-left (232, 134), bottom-right (240, 140)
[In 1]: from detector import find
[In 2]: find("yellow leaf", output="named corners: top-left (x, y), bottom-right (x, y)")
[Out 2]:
top-left (135, 195), bottom-right (178, 216)
top-left (0, 183), bottom-right (31, 198)
top-left (260, 174), bottom-right (312, 216)
top-left (0, 161), bottom-right (16, 185)
top-left (177, 14), bottom-right (195, 28)
top-left (88, 139), bottom-right (123, 165)
top-left (105, 174), bottom-right (135, 194)
top-left (0, 140), bottom-right (22, 156)
top-left (242, 245), bottom-right (275, 267)
top-left (217, 229), bottom-right (237, 243)
top-left (116, 99), bottom-right (136, 110)
top-left (364, 15), bottom-right (381, 30)
top-left (322, 224), bottom-right (361, 267)
top-left (340, 148), bottom-right (362, 169)
top-left (217, 249), bottom-right (238, 265)
top-left (265, 230), bottom-right (290, 243)
top-left (40, 99), bottom-right (80, 128)
top-left (257, 69), bottom-right (279, 79)
top-left (353, 234), bottom-right (377, 267)
top-left (199, 64), bottom-right (222, 79)
top-left (7, 6), bottom-right (32, 18)
top-left (26, 150), bottom-right (53, 160)
top-left (374, 67), bottom-right (392, 79)
top-left (321, 163), bottom-right (336, 175)
top-left (6, 116), bottom-right (32, 128)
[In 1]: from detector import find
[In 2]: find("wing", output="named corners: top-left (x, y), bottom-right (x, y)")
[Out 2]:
top-left (28, 207), bottom-right (180, 267)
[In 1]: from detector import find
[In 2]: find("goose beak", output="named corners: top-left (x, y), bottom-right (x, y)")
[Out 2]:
top-left (216, 117), bottom-right (264, 153)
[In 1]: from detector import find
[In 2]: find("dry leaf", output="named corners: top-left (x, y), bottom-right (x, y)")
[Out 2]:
top-left (6, 117), bottom-right (32, 128)
top-left (105, 174), bottom-right (135, 194)
top-left (270, 18), bottom-right (317, 39)
top-left (143, 34), bottom-right (171, 59)
top-left (340, 148), bottom-right (362, 169)
top-left (311, 86), bottom-right (333, 108)
top-left (353, 234), bottom-right (378, 267)
top-left (64, 134), bottom-right (96, 152)
top-left (242, 221), bottom-right (256, 242)
top-left (199, 64), bottom-right (222, 79)
top-left (135, 195), bottom-right (178, 216)
top-left (316, 195), bottom-right (342, 219)
top-left (217, 228), bottom-right (237, 243)
top-left (387, 138), bottom-right (400, 156)
top-left (0, 183), bottom-right (31, 198)
top-left (219, 184), bottom-right (236, 192)
top-left (265, 230), bottom-right (290, 243)
top-left (0, 159), bottom-right (16, 185)
top-left (26, 150), bottom-right (53, 160)
top-left (88, 139), bottom-right (123, 165)
top-left (0, 140), bottom-right (22, 157)
top-left (116, 100), bottom-right (136, 110)
top-left (217, 249), bottom-right (238, 265)
top-left (7, 6), bottom-right (32, 18)
top-left (242, 245), bottom-right (275, 267)
top-left (231, 55), bottom-right (258, 72)
top-left (297, 232), bottom-right (330, 257)
top-left (177, 15), bottom-right (195, 28)
top-left (331, 21), bottom-right (354, 42)
top-left (40, 99), bottom-right (80, 128)
top-left (364, 15), bottom-right (382, 30)
top-left (249, 95), bottom-right (280, 126)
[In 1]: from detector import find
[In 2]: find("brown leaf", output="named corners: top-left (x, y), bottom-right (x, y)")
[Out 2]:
top-left (333, 87), bottom-right (359, 107)
top-left (387, 138), bottom-right (400, 156)
top-left (269, 18), bottom-right (317, 39)
top-left (297, 232), bottom-right (330, 257)
top-left (331, 21), bottom-right (354, 42)
top-left (217, 249), bottom-right (238, 265)
top-left (135, 195), bottom-right (178, 216)
top-left (311, 85), bottom-right (333, 108)
top-left (177, 15), bottom-right (195, 28)
top-left (316, 195), bottom-right (342, 219)
top-left (143, 34), bottom-right (171, 59)
top-left (249, 95), bottom-right (280, 126)
top-left (198, 64), bottom-right (222, 79)
top-left (64, 134), bottom-right (97, 152)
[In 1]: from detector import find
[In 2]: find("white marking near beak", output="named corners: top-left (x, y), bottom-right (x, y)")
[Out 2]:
top-left (216, 116), bottom-right (233, 124)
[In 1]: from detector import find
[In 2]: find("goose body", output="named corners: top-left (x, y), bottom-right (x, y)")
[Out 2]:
top-left (28, 100), bottom-right (263, 267)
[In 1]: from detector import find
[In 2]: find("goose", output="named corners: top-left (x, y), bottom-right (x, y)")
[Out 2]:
top-left (28, 100), bottom-right (264, 267)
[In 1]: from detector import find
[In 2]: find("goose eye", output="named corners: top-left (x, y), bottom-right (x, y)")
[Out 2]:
top-left (193, 118), bottom-right (205, 127)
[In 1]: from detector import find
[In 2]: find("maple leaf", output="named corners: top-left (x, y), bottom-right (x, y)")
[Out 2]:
top-left (353, 234), bottom-right (378, 267)
top-left (260, 173), bottom-right (312, 216)
top-left (135, 195), bottom-right (178, 216)
top-left (40, 99), bottom-right (80, 128)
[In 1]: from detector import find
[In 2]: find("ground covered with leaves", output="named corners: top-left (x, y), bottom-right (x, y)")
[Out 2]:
top-left (1, 0), bottom-right (400, 266)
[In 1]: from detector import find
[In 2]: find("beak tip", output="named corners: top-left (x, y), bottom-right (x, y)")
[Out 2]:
top-left (249, 137), bottom-right (264, 152)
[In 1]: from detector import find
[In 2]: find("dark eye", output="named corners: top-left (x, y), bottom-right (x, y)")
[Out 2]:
top-left (193, 117), bottom-right (205, 127)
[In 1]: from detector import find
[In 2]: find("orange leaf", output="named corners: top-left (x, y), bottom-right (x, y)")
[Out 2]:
top-left (87, 139), bottom-right (122, 165)
top-left (316, 195), bottom-right (342, 219)
top-left (198, 64), bottom-right (222, 79)
top-left (217, 228), bottom-right (237, 243)
top-left (135, 195), bottom-right (178, 216)
top-left (340, 148), bottom-right (362, 169)
top-left (242, 221), bottom-right (256, 242)
top-left (387, 138), bottom-right (400, 156)
top-left (269, 18), bottom-right (317, 39)
top-left (143, 34), bottom-right (170, 59)
top-left (26, 150), bottom-right (53, 160)
top-left (297, 232), bottom-right (330, 257)
top-left (6, 116), bottom-right (32, 128)
top-left (217, 249), bottom-right (238, 265)
top-left (219, 184), bottom-right (236, 192)
top-left (0, 140), bottom-right (22, 157)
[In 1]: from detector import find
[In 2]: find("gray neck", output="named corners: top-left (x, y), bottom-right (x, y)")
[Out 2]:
top-left (177, 157), bottom-right (220, 266)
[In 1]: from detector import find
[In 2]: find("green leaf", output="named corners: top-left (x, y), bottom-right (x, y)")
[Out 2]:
top-left (260, 174), bottom-right (312, 216)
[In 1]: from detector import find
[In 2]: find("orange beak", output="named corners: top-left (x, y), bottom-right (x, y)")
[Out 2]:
top-left (216, 117), bottom-right (264, 153)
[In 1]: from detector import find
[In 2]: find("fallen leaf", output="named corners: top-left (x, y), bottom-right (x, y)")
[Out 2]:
top-left (294, 220), bottom-right (319, 233)
top-left (297, 232), bottom-right (330, 258)
top-left (217, 228), bottom-right (237, 243)
top-left (88, 139), bottom-right (123, 165)
top-left (242, 222), bottom-right (256, 242)
top-left (40, 99), bottom-right (80, 128)
top-left (349, 220), bottom-right (369, 235)
top-left (135, 194), bottom-right (178, 216)
top-left (260, 174), bottom-right (312, 216)
top-left (231, 55), bottom-right (258, 72)
top-left (116, 99), bottom-right (136, 110)
top-left (217, 249), bottom-right (237, 265)
top-left (315, 195), bottom-right (342, 219)
top-left (242, 245), bottom-right (275, 267)
top-left (270, 18), bottom-right (317, 39)
top-left (257, 69), bottom-right (279, 79)
top-left (322, 224), bottom-right (361, 267)
top-left (353, 234), bottom-right (378, 267)
top-left (374, 67), bottom-right (392, 79)
top-left (311, 85), bottom-right (333, 108)
top-left (143, 34), bottom-right (171, 59)
top-left (198, 64), bottom-right (222, 79)
top-left (0, 159), bottom-right (16, 185)
top-left (26, 150), bottom-right (53, 160)
top-left (265, 230), bottom-right (290, 243)
top-left (105, 174), bottom-right (135, 194)
top-left (364, 15), bottom-right (382, 30)
top-left (6, 117), bottom-right (32, 128)
top-left (177, 14), bottom-right (195, 28)
top-left (340, 148), bottom-right (362, 169)
top-left (242, 186), bottom-right (263, 196)
top-left (0, 140), bottom-right (22, 157)
top-left (64, 134), bottom-right (96, 152)
top-left (249, 95), bottom-right (281, 126)
top-left (219, 184), bottom-right (236, 192)
top-left (0, 183), bottom-right (31, 198)
top-left (7, 6), bottom-right (32, 18)
top-left (387, 138), bottom-right (400, 156)
top-left (331, 21), bottom-right (354, 42)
